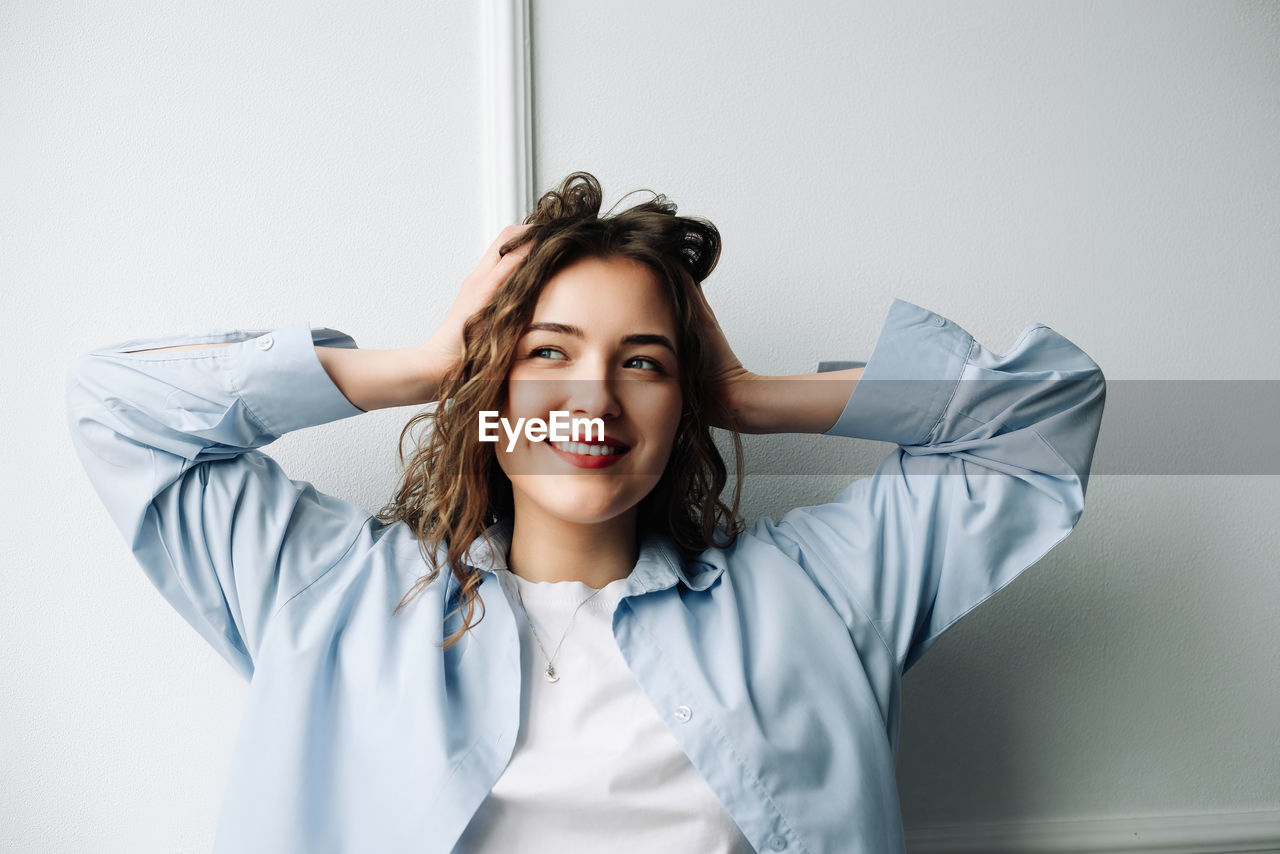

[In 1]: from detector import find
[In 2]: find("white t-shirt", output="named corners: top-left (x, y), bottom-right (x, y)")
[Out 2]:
top-left (454, 569), bottom-right (754, 853)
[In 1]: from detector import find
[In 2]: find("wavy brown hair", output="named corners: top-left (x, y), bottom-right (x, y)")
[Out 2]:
top-left (376, 171), bottom-right (745, 648)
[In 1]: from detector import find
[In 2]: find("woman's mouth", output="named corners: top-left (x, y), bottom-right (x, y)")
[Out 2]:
top-left (542, 439), bottom-right (630, 469)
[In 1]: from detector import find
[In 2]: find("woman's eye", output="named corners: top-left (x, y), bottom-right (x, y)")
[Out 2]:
top-left (626, 356), bottom-right (665, 373)
top-left (530, 346), bottom-right (567, 360)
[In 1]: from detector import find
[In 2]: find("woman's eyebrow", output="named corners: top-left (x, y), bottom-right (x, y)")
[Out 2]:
top-left (624, 333), bottom-right (678, 357)
top-left (524, 321), bottom-right (580, 337)
top-left (524, 322), bottom-right (678, 357)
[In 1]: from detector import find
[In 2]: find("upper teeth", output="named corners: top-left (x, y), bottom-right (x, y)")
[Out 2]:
top-left (551, 441), bottom-right (625, 456)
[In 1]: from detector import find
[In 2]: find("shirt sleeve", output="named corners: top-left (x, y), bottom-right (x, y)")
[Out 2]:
top-left (752, 298), bottom-right (1106, 674)
top-left (65, 321), bottom-right (372, 680)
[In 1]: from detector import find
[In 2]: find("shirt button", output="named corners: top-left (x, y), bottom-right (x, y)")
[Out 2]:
top-left (256, 335), bottom-right (274, 350)
top-left (768, 835), bottom-right (788, 850)
top-left (932, 315), bottom-right (945, 327)
top-left (673, 705), bottom-right (692, 723)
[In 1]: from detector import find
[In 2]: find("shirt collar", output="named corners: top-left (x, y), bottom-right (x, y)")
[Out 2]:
top-left (457, 516), bottom-right (724, 596)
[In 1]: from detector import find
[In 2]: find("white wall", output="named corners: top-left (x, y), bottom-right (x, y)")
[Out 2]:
top-left (5, 1), bottom-right (1278, 851)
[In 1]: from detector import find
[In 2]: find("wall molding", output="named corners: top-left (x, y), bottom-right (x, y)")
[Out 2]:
top-left (480, 0), bottom-right (534, 239)
top-left (905, 808), bottom-right (1280, 854)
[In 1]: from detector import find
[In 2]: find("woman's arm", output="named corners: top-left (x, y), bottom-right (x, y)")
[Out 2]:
top-left (723, 368), bottom-right (865, 435)
top-left (123, 225), bottom-right (537, 412)
top-left (310, 346), bottom-right (445, 412)
top-left (66, 324), bottom-right (372, 680)
top-left (734, 297), bottom-right (1106, 674)
top-left (121, 341), bottom-right (446, 412)
top-left (67, 228), bottom-right (539, 678)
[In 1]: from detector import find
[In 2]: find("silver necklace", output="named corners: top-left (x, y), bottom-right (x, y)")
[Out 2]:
top-left (512, 577), bottom-right (603, 683)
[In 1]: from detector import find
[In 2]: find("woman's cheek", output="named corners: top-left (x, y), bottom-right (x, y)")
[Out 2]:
top-left (660, 387), bottom-right (684, 434)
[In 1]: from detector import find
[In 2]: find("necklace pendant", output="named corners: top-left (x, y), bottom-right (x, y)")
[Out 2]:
top-left (543, 664), bottom-right (560, 683)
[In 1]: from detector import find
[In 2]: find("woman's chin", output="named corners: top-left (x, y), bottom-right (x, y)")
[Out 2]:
top-left (534, 496), bottom-right (635, 527)
top-left (511, 479), bottom-right (654, 528)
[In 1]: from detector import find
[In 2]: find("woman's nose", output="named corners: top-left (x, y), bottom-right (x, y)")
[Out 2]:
top-left (562, 366), bottom-right (621, 420)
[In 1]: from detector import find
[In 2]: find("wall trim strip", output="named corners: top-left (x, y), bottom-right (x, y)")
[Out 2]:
top-left (480, 0), bottom-right (534, 240)
top-left (904, 808), bottom-right (1280, 853)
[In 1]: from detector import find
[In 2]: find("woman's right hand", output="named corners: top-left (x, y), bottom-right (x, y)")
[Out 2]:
top-left (419, 225), bottom-right (536, 379)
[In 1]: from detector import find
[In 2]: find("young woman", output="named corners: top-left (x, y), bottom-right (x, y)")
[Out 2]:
top-left (67, 172), bottom-right (1106, 854)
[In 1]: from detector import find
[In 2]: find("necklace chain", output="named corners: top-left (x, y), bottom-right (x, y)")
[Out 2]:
top-left (513, 578), bottom-right (603, 683)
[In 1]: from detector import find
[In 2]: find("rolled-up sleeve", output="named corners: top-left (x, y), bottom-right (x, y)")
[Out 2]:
top-left (756, 298), bottom-right (1106, 673)
top-left (65, 321), bottom-right (370, 680)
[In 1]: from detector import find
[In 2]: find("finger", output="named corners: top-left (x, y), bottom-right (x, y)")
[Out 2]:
top-left (683, 271), bottom-right (717, 322)
top-left (485, 236), bottom-right (536, 285)
top-left (497, 236), bottom-right (535, 267)
top-left (482, 224), bottom-right (533, 264)
top-left (495, 224), bottom-right (534, 254)
top-left (492, 230), bottom-right (536, 270)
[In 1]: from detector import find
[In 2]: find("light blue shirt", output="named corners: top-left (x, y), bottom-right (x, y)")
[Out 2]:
top-left (65, 298), bottom-right (1105, 853)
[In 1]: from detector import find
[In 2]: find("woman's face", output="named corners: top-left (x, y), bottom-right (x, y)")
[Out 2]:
top-left (496, 254), bottom-right (684, 528)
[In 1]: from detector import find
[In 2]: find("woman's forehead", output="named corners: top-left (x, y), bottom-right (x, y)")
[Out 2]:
top-left (528, 256), bottom-right (678, 336)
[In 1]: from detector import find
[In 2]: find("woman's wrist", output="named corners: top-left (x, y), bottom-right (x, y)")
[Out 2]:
top-left (717, 371), bottom-right (766, 433)
top-left (412, 340), bottom-right (458, 403)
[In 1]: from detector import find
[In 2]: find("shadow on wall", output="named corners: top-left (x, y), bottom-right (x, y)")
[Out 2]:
top-left (895, 514), bottom-right (1119, 823)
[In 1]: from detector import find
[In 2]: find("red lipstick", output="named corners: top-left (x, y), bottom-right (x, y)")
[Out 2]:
top-left (542, 436), bottom-right (630, 469)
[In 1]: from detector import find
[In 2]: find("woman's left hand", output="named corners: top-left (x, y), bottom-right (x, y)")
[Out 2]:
top-left (682, 271), bottom-right (760, 430)
top-left (684, 272), bottom-right (862, 435)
